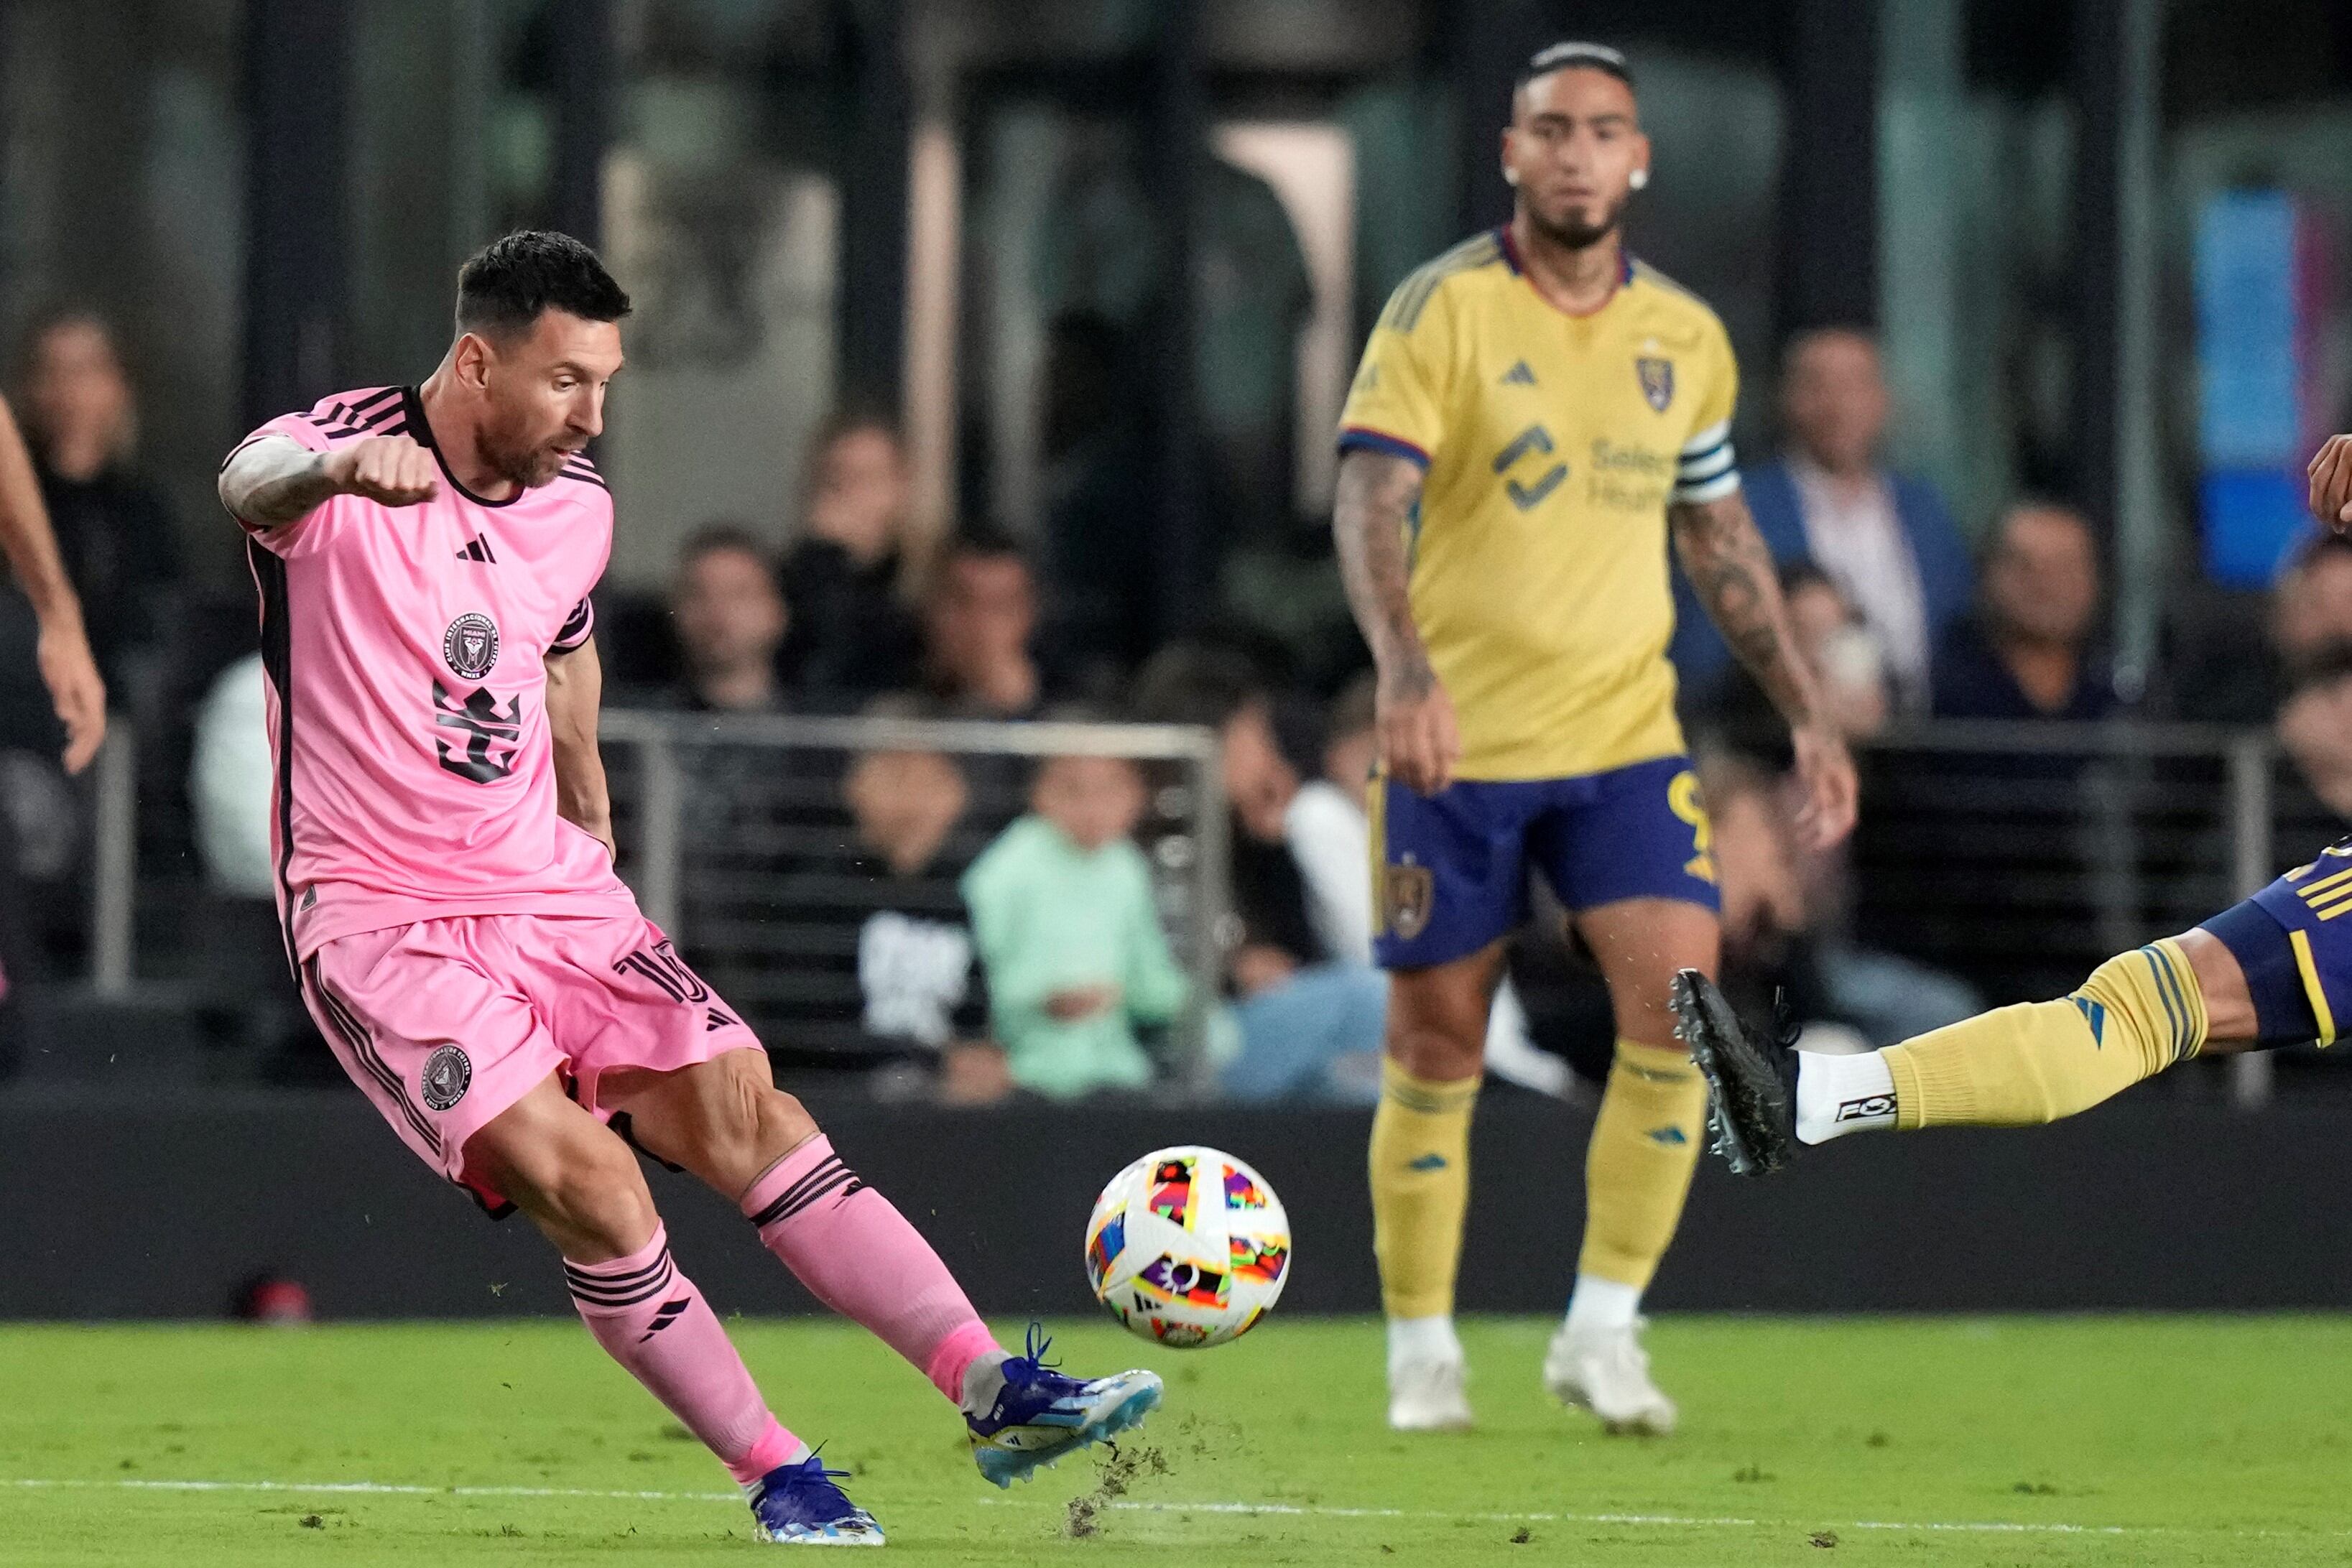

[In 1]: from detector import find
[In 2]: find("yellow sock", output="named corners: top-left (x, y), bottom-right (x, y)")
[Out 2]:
top-left (1369, 1059), bottom-right (1478, 1319)
top-left (1576, 1038), bottom-right (1708, 1291)
top-left (1884, 938), bottom-right (2207, 1128)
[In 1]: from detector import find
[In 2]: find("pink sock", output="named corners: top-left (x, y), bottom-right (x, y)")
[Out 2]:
top-left (742, 1135), bottom-right (1002, 1402)
top-left (565, 1225), bottom-right (802, 1484)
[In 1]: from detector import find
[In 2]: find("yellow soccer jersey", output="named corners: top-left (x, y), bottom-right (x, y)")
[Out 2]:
top-left (1338, 228), bottom-right (1742, 780)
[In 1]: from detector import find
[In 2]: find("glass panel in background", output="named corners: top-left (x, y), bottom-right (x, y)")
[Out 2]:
top-left (349, 1), bottom-right (503, 391)
top-left (1879, 0), bottom-right (2077, 542)
top-left (600, 0), bottom-right (843, 592)
top-left (2165, 0), bottom-right (2352, 576)
top-left (2149, 0), bottom-right (2351, 725)
top-left (0, 0), bottom-right (244, 567)
top-left (0, 0), bottom-right (246, 985)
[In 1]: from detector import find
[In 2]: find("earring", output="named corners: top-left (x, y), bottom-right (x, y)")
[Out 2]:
top-left (1629, 168), bottom-right (1649, 191)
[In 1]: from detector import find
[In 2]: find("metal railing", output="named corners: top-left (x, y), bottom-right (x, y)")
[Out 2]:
top-left (597, 709), bottom-right (1231, 1093)
top-left (68, 713), bottom-right (2348, 1108)
top-left (1843, 720), bottom-right (2335, 1109)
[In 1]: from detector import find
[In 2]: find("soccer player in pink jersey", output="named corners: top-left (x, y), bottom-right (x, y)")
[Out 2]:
top-left (216, 231), bottom-right (1159, 1546)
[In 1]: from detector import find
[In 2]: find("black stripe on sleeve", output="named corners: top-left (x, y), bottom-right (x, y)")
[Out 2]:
top-left (550, 598), bottom-right (595, 651)
top-left (250, 541), bottom-right (300, 982)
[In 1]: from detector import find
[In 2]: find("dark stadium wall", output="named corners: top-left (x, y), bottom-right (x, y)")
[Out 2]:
top-left (6, 1087), bottom-right (2351, 1320)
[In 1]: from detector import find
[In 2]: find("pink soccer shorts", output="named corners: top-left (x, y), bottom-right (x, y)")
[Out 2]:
top-left (299, 911), bottom-right (763, 1211)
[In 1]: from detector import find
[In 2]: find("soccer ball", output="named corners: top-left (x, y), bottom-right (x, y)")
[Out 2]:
top-left (1083, 1146), bottom-right (1290, 1348)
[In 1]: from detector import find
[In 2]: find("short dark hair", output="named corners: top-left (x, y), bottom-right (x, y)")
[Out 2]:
top-left (677, 524), bottom-right (774, 582)
top-left (455, 231), bottom-right (631, 340)
top-left (940, 522), bottom-right (1028, 568)
top-left (1515, 40), bottom-right (1634, 98)
top-left (2289, 530), bottom-right (2352, 576)
top-left (2287, 638), bottom-right (2352, 700)
top-left (1129, 644), bottom-right (1267, 730)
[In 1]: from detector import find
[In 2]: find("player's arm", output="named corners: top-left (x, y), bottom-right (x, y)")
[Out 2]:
top-left (2312, 433), bottom-right (2352, 529)
top-left (1333, 447), bottom-right (1458, 795)
top-left (1669, 488), bottom-right (1857, 846)
top-left (0, 394), bottom-right (105, 773)
top-left (218, 433), bottom-right (438, 529)
top-left (545, 637), bottom-right (617, 863)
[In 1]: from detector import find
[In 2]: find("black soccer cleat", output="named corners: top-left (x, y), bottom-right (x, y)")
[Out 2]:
top-left (1670, 969), bottom-right (1798, 1177)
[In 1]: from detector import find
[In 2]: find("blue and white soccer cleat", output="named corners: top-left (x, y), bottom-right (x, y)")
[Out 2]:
top-left (747, 1452), bottom-right (884, 1546)
top-left (966, 1325), bottom-right (1165, 1488)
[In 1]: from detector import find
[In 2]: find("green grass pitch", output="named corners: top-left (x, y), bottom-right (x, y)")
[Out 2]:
top-left (4, 1315), bottom-right (2349, 1565)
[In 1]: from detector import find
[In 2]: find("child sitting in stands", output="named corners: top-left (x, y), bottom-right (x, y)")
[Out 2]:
top-left (960, 736), bottom-right (1188, 1099)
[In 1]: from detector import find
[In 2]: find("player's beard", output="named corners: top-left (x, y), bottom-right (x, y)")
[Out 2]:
top-left (1525, 192), bottom-right (1626, 254)
top-left (483, 424), bottom-right (571, 491)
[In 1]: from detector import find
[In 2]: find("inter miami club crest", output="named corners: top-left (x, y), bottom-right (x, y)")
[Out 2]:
top-left (420, 1044), bottom-right (472, 1111)
top-left (443, 612), bottom-right (500, 680)
top-left (1384, 861), bottom-right (1435, 941)
top-left (1636, 356), bottom-right (1675, 412)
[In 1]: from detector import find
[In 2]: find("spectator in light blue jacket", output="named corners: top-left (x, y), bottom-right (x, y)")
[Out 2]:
top-left (1672, 328), bottom-right (1972, 715)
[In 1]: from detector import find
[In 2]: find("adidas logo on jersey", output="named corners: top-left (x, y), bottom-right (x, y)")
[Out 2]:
top-left (455, 535), bottom-right (497, 563)
top-left (1501, 361), bottom-right (1537, 386)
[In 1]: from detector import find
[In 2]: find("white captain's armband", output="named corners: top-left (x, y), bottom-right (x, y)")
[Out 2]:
top-left (1672, 419), bottom-right (1741, 504)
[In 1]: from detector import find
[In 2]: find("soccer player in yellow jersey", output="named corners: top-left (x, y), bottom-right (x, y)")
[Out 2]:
top-left (1333, 41), bottom-right (1858, 1434)
top-left (1678, 432), bottom-right (2352, 1192)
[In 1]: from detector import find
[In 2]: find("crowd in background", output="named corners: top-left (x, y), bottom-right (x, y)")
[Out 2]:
top-left (3, 306), bottom-right (2351, 1103)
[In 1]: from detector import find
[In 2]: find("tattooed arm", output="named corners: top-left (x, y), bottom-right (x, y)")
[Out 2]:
top-left (1670, 488), bottom-right (1858, 845)
top-left (1333, 447), bottom-right (1458, 794)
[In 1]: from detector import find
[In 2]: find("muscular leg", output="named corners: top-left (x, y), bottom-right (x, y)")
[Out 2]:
top-left (1371, 941), bottom-right (1505, 1391)
top-left (599, 1047), bottom-right (818, 1202)
top-left (464, 1073), bottom-right (800, 1485)
top-left (606, 1048), bottom-right (1002, 1407)
top-left (1566, 899), bottom-right (1718, 1324)
top-left (1797, 925), bottom-right (2261, 1145)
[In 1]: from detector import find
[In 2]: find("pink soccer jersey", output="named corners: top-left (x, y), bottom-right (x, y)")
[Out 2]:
top-left (228, 385), bottom-right (637, 962)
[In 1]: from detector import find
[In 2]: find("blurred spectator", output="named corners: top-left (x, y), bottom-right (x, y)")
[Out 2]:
top-left (768, 722), bottom-right (1005, 1101)
top-left (1283, 672), bottom-right (1379, 963)
top-left (2161, 533), bottom-right (2352, 725)
top-left (779, 410), bottom-right (922, 702)
top-left (1672, 328), bottom-right (1968, 711)
top-left (2277, 644), bottom-right (2352, 820)
top-left (920, 528), bottom-right (1050, 720)
top-left (1134, 649), bottom-right (1379, 1101)
top-left (669, 526), bottom-right (790, 713)
top-left (191, 653), bottom-right (271, 896)
top-left (2274, 535), bottom-right (2352, 679)
top-left (1705, 753), bottom-right (1979, 1048)
top-left (961, 733), bottom-right (1187, 1099)
top-left (187, 649), bottom-right (315, 1079)
top-left (1932, 501), bottom-right (2123, 721)
top-left (17, 309), bottom-right (181, 699)
top-left (1274, 669), bottom-right (1570, 1098)
top-left (1696, 563), bottom-right (1892, 764)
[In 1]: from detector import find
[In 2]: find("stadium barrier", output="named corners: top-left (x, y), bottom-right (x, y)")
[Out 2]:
top-left (1842, 720), bottom-right (2334, 1109)
top-left (42, 715), bottom-right (2346, 1108)
top-left (595, 709), bottom-right (1232, 1090)
top-left (8, 1088), bottom-right (2351, 1319)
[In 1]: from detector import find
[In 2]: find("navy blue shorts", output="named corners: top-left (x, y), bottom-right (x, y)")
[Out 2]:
top-left (2201, 837), bottom-right (2352, 1046)
top-left (1369, 754), bottom-right (1720, 971)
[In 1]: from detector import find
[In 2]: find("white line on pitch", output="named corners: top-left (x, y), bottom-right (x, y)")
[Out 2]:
top-left (4, 1477), bottom-right (738, 1504)
top-left (10, 1477), bottom-right (2321, 1540)
top-left (1087, 1499), bottom-right (2139, 1536)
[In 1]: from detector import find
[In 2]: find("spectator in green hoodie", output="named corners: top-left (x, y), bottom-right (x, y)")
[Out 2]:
top-left (960, 743), bottom-right (1189, 1098)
